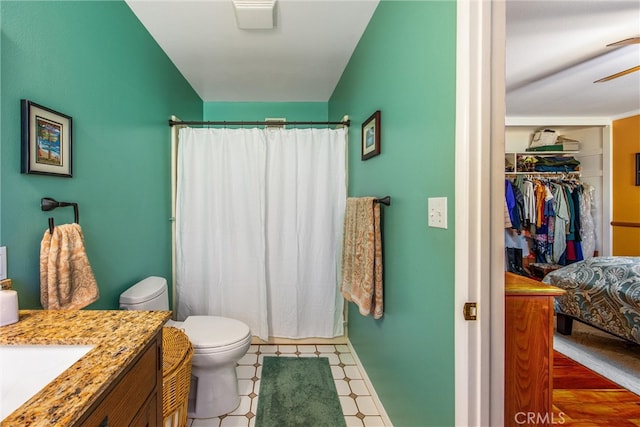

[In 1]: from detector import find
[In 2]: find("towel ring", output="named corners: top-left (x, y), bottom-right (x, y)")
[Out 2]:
top-left (41, 197), bottom-right (80, 234)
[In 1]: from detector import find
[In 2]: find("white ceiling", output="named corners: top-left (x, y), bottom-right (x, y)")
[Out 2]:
top-left (126, 0), bottom-right (640, 118)
top-left (506, 0), bottom-right (640, 119)
top-left (125, 0), bottom-right (379, 102)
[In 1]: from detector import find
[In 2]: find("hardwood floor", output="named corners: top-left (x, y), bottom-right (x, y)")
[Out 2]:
top-left (553, 351), bottom-right (640, 426)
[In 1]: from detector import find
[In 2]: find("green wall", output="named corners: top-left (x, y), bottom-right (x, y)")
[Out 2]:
top-left (329, 2), bottom-right (457, 425)
top-left (204, 102), bottom-right (328, 123)
top-left (0, 1), bottom-right (202, 309)
top-left (2, 1), bottom-right (458, 424)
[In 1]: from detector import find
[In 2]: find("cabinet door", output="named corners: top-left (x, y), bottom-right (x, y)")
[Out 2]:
top-left (130, 392), bottom-right (159, 427)
top-left (77, 337), bottom-right (159, 426)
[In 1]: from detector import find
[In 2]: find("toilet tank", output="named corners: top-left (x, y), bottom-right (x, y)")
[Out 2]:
top-left (119, 276), bottom-right (169, 311)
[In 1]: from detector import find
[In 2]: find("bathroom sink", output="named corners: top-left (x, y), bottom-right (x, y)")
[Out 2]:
top-left (0, 345), bottom-right (93, 419)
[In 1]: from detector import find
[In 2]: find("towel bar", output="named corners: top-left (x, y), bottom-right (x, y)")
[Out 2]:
top-left (374, 196), bottom-right (391, 206)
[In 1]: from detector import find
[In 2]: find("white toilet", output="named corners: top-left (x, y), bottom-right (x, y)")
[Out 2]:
top-left (119, 276), bottom-right (252, 419)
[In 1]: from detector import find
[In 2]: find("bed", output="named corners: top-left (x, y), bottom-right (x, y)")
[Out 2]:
top-left (542, 256), bottom-right (640, 344)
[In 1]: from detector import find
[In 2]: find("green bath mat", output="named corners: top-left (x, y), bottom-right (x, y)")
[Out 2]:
top-left (256, 356), bottom-right (346, 427)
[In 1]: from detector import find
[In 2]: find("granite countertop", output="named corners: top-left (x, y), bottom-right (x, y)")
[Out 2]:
top-left (0, 309), bottom-right (170, 426)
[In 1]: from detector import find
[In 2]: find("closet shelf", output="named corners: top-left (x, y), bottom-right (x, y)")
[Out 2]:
top-left (507, 150), bottom-right (579, 155)
top-left (505, 151), bottom-right (581, 175)
top-left (505, 171), bottom-right (581, 176)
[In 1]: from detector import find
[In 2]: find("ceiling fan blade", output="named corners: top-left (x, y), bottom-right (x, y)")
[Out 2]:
top-left (606, 37), bottom-right (640, 47)
top-left (594, 65), bottom-right (640, 83)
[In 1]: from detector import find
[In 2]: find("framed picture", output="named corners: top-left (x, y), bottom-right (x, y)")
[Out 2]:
top-left (21, 99), bottom-right (73, 177)
top-left (361, 110), bottom-right (381, 160)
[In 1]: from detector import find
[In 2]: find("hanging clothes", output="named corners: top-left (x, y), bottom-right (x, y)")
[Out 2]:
top-left (505, 179), bottom-right (525, 232)
top-left (551, 182), bottom-right (569, 263)
top-left (521, 179), bottom-right (536, 227)
top-left (579, 184), bottom-right (597, 258)
top-left (504, 175), bottom-right (595, 266)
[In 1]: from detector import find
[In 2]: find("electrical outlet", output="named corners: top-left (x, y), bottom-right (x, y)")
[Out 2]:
top-left (428, 197), bottom-right (448, 229)
top-left (0, 247), bottom-right (6, 280)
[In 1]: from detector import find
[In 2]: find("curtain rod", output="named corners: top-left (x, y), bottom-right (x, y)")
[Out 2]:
top-left (168, 119), bottom-right (350, 127)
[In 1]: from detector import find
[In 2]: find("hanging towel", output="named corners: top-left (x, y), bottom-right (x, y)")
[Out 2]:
top-left (340, 197), bottom-right (383, 319)
top-left (40, 223), bottom-right (99, 310)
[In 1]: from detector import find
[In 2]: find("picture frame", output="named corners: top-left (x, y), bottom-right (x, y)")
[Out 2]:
top-left (361, 110), bottom-right (381, 160)
top-left (21, 99), bottom-right (73, 177)
top-left (636, 153), bottom-right (640, 186)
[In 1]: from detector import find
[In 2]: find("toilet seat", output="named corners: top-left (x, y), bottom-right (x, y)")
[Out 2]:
top-left (181, 316), bottom-right (251, 354)
top-left (190, 333), bottom-right (252, 355)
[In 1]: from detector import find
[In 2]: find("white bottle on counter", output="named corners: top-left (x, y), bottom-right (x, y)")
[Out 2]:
top-left (0, 289), bottom-right (19, 326)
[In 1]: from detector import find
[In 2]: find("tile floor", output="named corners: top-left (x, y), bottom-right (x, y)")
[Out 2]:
top-left (187, 344), bottom-right (389, 427)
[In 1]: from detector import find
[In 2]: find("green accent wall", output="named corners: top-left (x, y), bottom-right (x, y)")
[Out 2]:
top-left (204, 102), bottom-right (328, 123)
top-left (329, 2), bottom-right (457, 425)
top-left (2, 1), bottom-right (458, 424)
top-left (0, 1), bottom-right (202, 309)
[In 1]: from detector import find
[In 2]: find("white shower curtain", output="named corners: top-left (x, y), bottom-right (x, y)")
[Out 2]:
top-left (176, 127), bottom-right (346, 340)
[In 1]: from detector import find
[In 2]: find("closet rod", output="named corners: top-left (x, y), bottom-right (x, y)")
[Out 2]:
top-left (168, 119), bottom-right (350, 127)
top-left (505, 173), bottom-right (581, 179)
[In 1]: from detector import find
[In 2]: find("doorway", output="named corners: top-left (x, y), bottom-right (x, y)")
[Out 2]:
top-left (454, 1), bottom-right (506, 425)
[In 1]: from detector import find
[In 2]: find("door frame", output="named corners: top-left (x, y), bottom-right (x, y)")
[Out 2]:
top-left (455, 1), bottom-right (505, 425)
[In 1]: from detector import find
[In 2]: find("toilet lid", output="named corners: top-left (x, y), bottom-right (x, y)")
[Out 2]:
top-left (120, 276), bottom-right (166, 304)
top-left (182, 316), bottom-right (251, 349)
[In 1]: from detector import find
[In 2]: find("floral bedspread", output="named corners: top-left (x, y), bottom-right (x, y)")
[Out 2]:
top-left (543, 256), bottom-right (640, 344)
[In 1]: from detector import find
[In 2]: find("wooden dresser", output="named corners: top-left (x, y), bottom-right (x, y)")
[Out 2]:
top-left (504, 272), bottom-right (565, 427)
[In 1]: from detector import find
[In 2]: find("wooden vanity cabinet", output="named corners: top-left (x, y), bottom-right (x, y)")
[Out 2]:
top-left (74, 331), bottom-right (163, 427)
top-left (504, 272), bottom-right (565, 427)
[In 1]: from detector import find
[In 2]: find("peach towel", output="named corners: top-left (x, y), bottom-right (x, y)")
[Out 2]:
top-left (341, 197), bottom-right (383, 319)
top-left (40, 223), bottom-right (99, 310)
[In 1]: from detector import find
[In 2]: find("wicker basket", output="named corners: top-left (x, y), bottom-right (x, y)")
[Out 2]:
top-left (162, 326), bottom-right (194, 427)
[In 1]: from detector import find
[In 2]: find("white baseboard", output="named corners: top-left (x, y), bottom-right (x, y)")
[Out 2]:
top-left (346, 339), bottom-right (394, 427)
top-left (251, 335), bottom-right (348, 345)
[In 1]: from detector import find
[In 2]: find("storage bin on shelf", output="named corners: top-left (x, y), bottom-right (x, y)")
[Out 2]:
top-left (162, 326), bottom-right (193, 427)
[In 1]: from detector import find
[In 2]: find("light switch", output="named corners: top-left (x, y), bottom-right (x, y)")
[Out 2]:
top-left (428, 197), bottom-right (448, 229)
